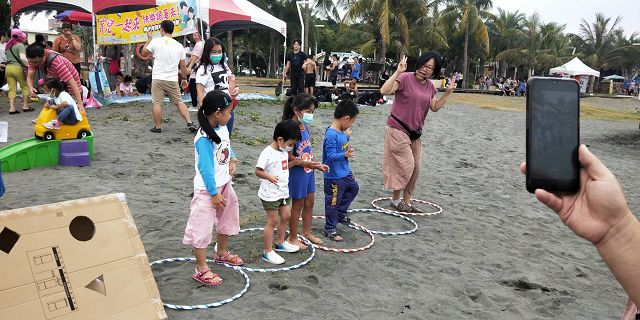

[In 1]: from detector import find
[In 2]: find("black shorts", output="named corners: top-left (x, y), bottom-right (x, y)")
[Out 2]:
top-left (305, 73), bottom-right (316, 88)
top-left (330, 74), bottom-right (337, 86)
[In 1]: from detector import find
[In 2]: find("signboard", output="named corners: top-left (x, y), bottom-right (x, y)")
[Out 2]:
top-left (96, 2), bottom-right (199, 45)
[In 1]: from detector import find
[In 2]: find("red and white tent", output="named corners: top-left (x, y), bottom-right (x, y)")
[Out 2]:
top-left (11, 0), bottom-right (158, 15)
top-left (208, 0), bottom-right (287, 38)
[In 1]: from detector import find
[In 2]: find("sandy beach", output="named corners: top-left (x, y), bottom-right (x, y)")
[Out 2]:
top-left (1, 93), bottom-right (639, 319)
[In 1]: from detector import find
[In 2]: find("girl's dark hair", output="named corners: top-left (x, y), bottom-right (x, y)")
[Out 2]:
top-left (197, 37), bottom-right (226, 76)
top-left (334, 100), bottom-right (359, 118)
top-left (123, 75), bottom-right (132, 82)
top-left (198, 90), bottom-right (232, 143)
top-left (415, 52), bottom-right (442, 79)
top-left (273, 120), bottom-right (302, 142)
top-left (281, 93), bottom-right (318, 121)
top-left (43, 78), bottom-right (65, 95)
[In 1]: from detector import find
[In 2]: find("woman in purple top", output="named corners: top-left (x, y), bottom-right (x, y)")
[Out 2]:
top-left (379, 53), bottom-right (456, 212)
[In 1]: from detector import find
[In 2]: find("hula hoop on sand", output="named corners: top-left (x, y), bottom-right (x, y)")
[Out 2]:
top-left (310, 216), bottom-right (375, 253)
top-left (345, 208), bottom-right (418, 236)
top-left (371, 197), bottom-right (443, 216)
top-left (216, 227), bottom-right (316, 273)
top-left (149, 257), bottom-right (250, 310)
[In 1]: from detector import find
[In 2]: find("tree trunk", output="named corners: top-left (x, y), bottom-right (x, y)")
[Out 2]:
top-left (268, 36), bottom-right (273, 77)
top-left (248, 50), bottom-right (253, 76)
top-left (226, 31), bottom-right (234, 72)
top-left (303, 3), bottom-right (310, 54)
top-left (462, 23), bottom-right (469, 89)
top-left (500, 61), bottom-right (508, 78)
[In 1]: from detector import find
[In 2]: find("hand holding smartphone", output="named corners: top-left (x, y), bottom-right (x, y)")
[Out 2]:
top-left (526, 77), bottom-right (580, 194)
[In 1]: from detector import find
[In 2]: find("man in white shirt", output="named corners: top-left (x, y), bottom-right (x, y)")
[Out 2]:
top-left (142, 20), bottom-right (195, 133)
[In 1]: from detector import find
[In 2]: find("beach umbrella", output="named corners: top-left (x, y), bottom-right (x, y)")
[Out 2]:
top-left (603, 74), bottom-right (625, 82)
top-left (56, 10), bottom-right (94, 26)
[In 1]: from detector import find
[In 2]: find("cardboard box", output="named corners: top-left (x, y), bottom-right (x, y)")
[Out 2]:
top-left (0, 194), bottom-right (167, 320)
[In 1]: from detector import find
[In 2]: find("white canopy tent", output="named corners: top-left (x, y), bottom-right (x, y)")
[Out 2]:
top-left (549, 57), bottom-right (600, 77)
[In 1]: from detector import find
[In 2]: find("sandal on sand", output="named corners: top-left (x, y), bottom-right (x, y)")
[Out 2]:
top-left (214, 251), bottom-right (244, 266)
top-left (323, 230), bottom-right (343, 242)
top-left (9, 110), bottom-right (19, 114)
top-left (22, 107), bottom-right (35, 112)
top-left (192, 267), bottom-right (222, 286)
top-left (303, 232), bottom-right (323, 245)
top-left (390, 200), bottom-right (413, 213)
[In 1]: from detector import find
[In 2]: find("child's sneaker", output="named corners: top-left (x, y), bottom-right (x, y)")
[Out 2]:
top-left (43, 119), bottom-right (61, 130)
top-left (262, 250), bottom-right (285, 264)
top-left (274, 241), bottom-right (300, 253)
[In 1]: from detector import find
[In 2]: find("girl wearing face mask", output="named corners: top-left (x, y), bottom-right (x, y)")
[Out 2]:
top-left (281, 94), bottom-right (329, 249)
top-left (195, 37), bottom-right (240, 135)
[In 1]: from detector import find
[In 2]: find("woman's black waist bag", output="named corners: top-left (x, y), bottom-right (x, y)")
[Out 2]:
top-left (390, 114), bottom-right (422, 140)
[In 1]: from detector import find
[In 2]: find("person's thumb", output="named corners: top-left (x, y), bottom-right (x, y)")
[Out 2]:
top-left (579, 144), bottom-right (612, 181)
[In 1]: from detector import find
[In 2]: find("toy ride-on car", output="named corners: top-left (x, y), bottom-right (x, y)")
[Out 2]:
top-left (34, 107), bottom-right (92, 141)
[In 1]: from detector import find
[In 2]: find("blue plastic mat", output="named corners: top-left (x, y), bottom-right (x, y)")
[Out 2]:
top-left (92, 92), bottom-right (276, 105)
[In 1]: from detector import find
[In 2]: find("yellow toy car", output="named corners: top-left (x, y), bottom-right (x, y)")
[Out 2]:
top-left (34, 107), bottom-right (92, 141)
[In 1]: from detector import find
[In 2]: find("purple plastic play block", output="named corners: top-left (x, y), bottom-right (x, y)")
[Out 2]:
top-left (59, 140), bottom-right (89, 153)
top-left (59, 140), bottom-right (90, 167)
top-left (59, 152), bottom-right (90, 167)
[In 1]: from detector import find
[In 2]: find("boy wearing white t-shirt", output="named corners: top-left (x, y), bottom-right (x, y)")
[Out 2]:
top-left (142, 20), bottom-right (196, 133)
top-left (255, 120), bottom-right (302, 264)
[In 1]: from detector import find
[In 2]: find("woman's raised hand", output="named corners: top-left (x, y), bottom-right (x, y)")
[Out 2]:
top-left (396, 55), bottom-right (408, 74)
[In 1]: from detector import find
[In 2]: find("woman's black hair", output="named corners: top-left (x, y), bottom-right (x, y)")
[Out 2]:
top-left (123, 75), bottom-right (132, 83)
top-left (43, 78), bottom-right (65, 96)
top-left (197, 37), bottom-right (227, 76)
top-left (198, 90), bottom-right (232, 143)
top-left (273, 119), bottom-right (302, 142)
top-left (415, 52), bottom-right (442, 79)
top-left (281, 93), bottom-right (318, 121)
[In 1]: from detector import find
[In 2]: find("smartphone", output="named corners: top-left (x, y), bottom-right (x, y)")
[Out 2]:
top-left (526, 77), bottom-right (580, 194)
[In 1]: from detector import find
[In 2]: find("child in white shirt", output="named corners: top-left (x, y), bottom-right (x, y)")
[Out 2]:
top-left (255, 120), bottom-right (302, 264)
top-left (42, 78), bottom-right (82, 130)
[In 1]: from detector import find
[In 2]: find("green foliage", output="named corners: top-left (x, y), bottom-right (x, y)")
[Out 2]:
top-left (0, 0), bottom-right (10, 31)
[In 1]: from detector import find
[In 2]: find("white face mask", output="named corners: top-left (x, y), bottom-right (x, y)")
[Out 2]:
top-left (279, 145), bottom-right (293, 152)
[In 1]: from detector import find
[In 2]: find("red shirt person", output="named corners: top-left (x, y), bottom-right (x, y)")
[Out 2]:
top-left (25, 44), bottom-right (84, 112)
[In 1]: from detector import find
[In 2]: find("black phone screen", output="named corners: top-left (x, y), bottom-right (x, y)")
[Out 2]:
top-left (527, 78), bottom-right (580, 193)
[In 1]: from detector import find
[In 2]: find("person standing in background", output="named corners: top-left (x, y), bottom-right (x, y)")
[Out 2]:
top-left (0, 31), bottom-right (8, 91)
top-left (52, 23), bottom-right (83, 79)
top-left (186, 31), bottom-right (204, 112)
top-left (282, 39), bottom-right (307, 96)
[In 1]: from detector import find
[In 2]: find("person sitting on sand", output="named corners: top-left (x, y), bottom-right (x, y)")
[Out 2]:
top-left (322, 100), bottom-right (360, 241)
top-left (118, 75), bottom-right (139, 97)
top-left (520, 145), bottom-right (640, 319)
top-left (42, 78), bottom-right (83, 130)
top-left (183, 90), bottom-right (244, 287)
top-left (379, 53), bottom-right (455, 213)
top-left (255, 120), bottom-right (302, 264)
top-left (282, 94), bottom-right (329, 249)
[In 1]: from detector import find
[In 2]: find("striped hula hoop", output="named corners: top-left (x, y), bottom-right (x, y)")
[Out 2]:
top-left (345, 208), bottom-right (418, 236)
top-left (371, 197), bottom-right (443, 216)
top-left (149, 257), bottom-right (250, 310)
top-left (310, 215), bottom-right (375, 253)
top-left (215, 227), bottom-right (316, 273)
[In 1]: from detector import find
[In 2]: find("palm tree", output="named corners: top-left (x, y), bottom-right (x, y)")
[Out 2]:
top-left (496, 13), bottom-right (562, 78)
top-left (441, 0), bottom-right (493, 88)
top-left (606, 31), bottom-right (640, 77)
top-left (488, 8), bottom-right (525, 77)
top-left (340, 0), bottom-right (429, 63)
top-left (575, 13), bottom-right (623, 92)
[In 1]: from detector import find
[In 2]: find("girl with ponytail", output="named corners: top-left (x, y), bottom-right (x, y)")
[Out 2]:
top-left (183, 90), bottom-right (244, 286)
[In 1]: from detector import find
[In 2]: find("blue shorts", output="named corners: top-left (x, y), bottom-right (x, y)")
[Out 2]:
top-left (289, 167), bottom-right (315, 200)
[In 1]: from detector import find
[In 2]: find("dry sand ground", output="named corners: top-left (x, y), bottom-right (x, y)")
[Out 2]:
top-left (1, 94), bottom-right (639, 319)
